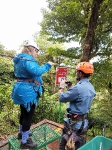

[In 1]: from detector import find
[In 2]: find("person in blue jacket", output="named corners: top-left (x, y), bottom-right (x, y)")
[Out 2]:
top-left (58, 62), bottom-right (96, 150)
top-left (11, 40), bottom-right (54, 149)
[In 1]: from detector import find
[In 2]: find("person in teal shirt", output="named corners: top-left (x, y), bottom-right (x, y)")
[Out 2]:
top-left (58, 62), bottom-right (96, 150)
top-left (12, 40), bottom-right (54, 149)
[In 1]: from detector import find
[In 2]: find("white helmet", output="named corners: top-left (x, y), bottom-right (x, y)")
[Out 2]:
top-left (24, 40), bottom-right (39, 50)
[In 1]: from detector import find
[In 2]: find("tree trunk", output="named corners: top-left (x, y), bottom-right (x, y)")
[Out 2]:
top-left (80, 0), bottom-right (104, 62)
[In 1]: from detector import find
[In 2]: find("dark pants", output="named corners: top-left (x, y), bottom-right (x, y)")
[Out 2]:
top-left (59, 122), bottom-right (87, 150)
top-left (19, 104), bottom-right (35, 132)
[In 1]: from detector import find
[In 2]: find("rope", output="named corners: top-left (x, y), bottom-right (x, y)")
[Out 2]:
top-left (0, 54), bottom-right (37, 62)
top-left (58, 102), bottom-right (62, 124)
top-left (0, 54), bottom-right (14, 58)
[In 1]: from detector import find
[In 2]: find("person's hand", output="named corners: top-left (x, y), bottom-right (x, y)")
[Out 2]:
top-left (65, 81), bottom-right (72, 89)
top-left (59, 79), bottom-right (67, 89)
top-left (48, 61), bottom-right (55, 66)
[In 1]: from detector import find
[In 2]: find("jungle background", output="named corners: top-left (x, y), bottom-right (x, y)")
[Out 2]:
top-left (0, 0), bottom-right (112, 143)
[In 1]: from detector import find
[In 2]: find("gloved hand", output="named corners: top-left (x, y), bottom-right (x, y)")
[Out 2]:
top-left (59, 79), bottom-right (67, 89)
top-left (48, 61), bottom-right (55, 66)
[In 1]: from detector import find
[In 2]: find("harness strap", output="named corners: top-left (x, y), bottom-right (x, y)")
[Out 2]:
top-left (77, 116), bottom-right (85, 135)
top-left (17, 78), bottom-right (42, 85)
top-left (66, 113), bottom-right (88, 135)
top-left (67, 113), bottom-right (87, 121)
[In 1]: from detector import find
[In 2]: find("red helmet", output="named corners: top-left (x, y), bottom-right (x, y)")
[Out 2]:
top-left (76, 62), bottom-right (94, 74)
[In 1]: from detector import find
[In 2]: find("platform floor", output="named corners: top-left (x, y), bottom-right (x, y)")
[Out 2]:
top-left (8, 124), bottom-right (61, 150)
top-left (0, 119), bottom-right (63, 150)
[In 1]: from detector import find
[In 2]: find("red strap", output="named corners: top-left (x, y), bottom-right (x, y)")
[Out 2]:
top-left (73, 114), bottom-right (78, 118)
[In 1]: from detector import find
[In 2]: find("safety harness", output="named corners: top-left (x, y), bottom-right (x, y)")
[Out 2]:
top-left (17, 78), bottom-right (41, 85)
top-left (17, 78), bottom-right (44, 97)
top-left (66, 112), bottom-right (88, 136)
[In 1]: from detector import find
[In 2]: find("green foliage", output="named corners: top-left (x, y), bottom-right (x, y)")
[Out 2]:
top-left (0, 1), bottom-right (112, 140)
top-left (0, 50), bottom-right (15, 85)
top-left (92, 59), bottom-right (112, 91)
top-left (41, 0), bottom-right (86, 42)
top-left (0, 49), bottom-right (15, 113)
top-left (32, 92), bottom-right (67, 124)
top-left (0, 49), bottom-right (112, 141)
top-left (0, 105), bottom-right (19, 136)
top-left (0, 84), bottom-right (13, 111)
top-left (0, 49), bottom-right (18, 136)
top-left (40, 0), bottom-right (112, 60)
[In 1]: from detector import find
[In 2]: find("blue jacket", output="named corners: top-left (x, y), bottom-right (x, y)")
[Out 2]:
top-left (11, 53), bottom-right (51, 110)
top-left (59, 78), bottom-right (96, 129)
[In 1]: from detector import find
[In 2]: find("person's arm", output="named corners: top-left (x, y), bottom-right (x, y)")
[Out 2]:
top-left (59, 79), bottom-right (79, 102)
top-left (59, 88), bottom-right (64, 94)
top-left (59, 86), bottom-right (79, 102)
top-left (25, 61), bottom-right (54, 76)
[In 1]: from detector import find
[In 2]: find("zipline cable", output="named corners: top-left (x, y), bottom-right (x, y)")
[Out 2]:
top-left (1, 53), bottom-right (112, 75)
